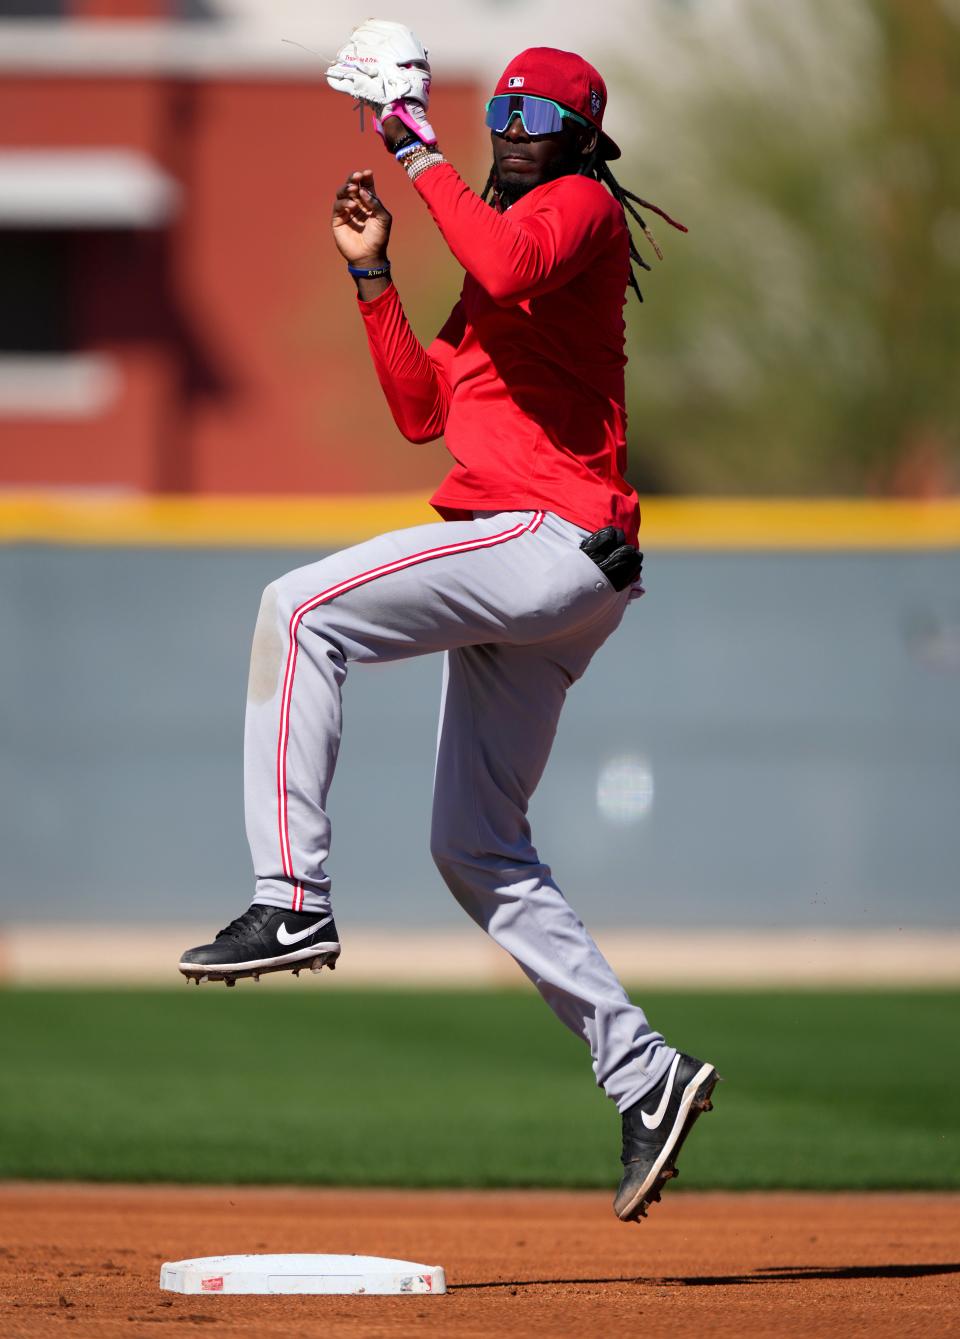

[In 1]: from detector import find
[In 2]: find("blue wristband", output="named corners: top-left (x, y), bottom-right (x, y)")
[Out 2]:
top-left (347, 263), bottom-right (391, 279)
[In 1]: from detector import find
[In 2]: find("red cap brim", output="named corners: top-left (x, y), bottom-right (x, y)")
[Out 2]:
top-left (598, 129), bottom-right (620, 161)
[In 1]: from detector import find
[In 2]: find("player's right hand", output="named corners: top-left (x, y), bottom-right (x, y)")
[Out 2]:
top-left (332, 170), bottom-right (392, 266)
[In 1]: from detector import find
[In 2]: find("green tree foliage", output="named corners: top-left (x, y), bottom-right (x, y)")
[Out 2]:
top-left (615, 0), bottom-right (960, 495)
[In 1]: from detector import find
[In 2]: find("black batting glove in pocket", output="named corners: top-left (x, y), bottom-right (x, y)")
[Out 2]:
top-left (580, 526), bottom-right (644, 592)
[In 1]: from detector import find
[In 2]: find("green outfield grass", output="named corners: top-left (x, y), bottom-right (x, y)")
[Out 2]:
top-left (0, 988), bottom-right (956, 1189)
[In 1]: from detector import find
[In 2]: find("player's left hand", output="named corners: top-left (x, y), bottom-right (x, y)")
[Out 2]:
top-left (332, 170), bottom-right (393, 267)
top-left (326, 19), bottom-right (438, 145)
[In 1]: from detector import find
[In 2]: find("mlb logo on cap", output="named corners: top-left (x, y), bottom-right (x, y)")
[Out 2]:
top-left (508, 76), bottom-right (525, 88)
top-left (590, 88), bottom-right (602, 116)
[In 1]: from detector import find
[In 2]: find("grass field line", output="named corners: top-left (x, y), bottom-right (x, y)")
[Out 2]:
top-left (3, 989), bottom-right (957, 1188)
top-left (2, 924), bottom-right (957, 987)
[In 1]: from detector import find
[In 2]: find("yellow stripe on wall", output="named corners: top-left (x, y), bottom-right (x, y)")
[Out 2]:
top-left (0, 493), bottom-right (438, 549)
top-left (0, 491), bottom-right (958, 550)
top-left (637, 497), bottom-right (960, 550)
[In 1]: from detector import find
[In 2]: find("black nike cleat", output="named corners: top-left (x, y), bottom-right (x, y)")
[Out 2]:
top-left (178, 905), bottom-right (340, 986)
top-left (614, 1052), bottom-right (719, 1222)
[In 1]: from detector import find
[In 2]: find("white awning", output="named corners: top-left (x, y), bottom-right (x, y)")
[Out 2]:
top-left (0, 355), bottom-right (121, 418)
top-left (0, 149), bottom-right (180, 228)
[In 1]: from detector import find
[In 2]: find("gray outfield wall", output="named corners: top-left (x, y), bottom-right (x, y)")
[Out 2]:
top-left (1, 545), bottom-right (958, 929)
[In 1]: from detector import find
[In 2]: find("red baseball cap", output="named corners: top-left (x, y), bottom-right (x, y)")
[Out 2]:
top-left (492, 47), bottom-right (621, 160)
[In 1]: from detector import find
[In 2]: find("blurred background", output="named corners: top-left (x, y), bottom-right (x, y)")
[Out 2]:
top-left (1, 0), bottom-right (958, 987)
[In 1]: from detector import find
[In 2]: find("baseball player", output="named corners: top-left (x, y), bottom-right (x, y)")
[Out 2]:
top-left (180, 22), bottom-right (718, 1222)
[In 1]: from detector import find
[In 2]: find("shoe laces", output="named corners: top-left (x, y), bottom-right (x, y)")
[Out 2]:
top-left (215, 905), bottom-right (269, 941)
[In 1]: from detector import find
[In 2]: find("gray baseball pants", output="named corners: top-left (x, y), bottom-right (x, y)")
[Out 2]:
top-left (244, 508), bottom-right (675, 1111)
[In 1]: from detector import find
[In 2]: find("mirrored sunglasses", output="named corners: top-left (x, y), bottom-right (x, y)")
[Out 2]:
top-left (484, 94), bottom-right (588, 136)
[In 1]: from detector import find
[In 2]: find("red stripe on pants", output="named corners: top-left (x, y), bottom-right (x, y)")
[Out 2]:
top-left (276, 513), bottom-right (546, 910)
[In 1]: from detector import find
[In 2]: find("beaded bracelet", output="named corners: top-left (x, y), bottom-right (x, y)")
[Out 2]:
top-left (347, 263), bottom-right (392, 279)
top-left (403, 150), bottom-right (446, 183)
top-left (395, 141), bottom-right (423, 162)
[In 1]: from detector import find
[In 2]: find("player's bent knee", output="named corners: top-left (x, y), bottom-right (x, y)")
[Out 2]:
top-left (429, 830), bottom-right (472, 880)
top-left (263, 572), bottom-right (299, 619)
top-left (429, 844), bottom-right (487, 923)
top-left (430, 835), bottom-right (502, 883)
top-left (429, 836), bottom-right (455, 876)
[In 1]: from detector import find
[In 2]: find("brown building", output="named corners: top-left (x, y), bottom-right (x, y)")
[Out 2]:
top-left (0, 10), bottom-right (487, 495)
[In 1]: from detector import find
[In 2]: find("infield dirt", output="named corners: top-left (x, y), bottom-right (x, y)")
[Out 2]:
top-left (2, 1184), bottom-right (958, 1338)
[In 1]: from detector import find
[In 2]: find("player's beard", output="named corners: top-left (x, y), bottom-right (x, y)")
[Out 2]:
top-left (493, 149), bottom-right (586, 209)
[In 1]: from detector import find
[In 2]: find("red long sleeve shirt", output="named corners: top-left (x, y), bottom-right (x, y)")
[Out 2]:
top-left (359, 162), bottom-right (640, 544)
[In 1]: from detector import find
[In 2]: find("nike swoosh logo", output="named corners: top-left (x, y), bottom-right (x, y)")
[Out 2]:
top-left (276, 916), bottom-right (332, 946)
top-left (641, 1053), bottom-right (681, 1129)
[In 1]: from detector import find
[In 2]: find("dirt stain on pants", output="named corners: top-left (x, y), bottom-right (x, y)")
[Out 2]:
top-left (247, 584), bottom-right (284, 705)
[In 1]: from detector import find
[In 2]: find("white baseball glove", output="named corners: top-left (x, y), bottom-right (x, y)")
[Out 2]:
top-left (326, 18), bottom-right (437, 145)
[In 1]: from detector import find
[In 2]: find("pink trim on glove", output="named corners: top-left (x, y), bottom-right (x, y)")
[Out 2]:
top-left (374, 99), bottom-right (438, 146)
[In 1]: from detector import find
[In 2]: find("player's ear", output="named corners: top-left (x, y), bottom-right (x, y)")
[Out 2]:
top-left (577, 125), bottom-right (599, 160)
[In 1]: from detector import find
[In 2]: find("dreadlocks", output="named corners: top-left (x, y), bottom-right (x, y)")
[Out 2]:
top-left (481, 155), bottom-right (687, 303)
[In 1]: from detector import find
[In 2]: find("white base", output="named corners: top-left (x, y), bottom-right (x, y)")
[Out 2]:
top-left (159, 1253), bottom-right (446, 1296)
